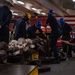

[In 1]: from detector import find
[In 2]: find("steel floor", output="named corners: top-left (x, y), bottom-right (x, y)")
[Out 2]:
top-left (39, 58), bottom-right (75, 75)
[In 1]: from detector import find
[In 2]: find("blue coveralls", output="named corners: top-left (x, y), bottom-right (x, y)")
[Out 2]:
top-left (46, 14), bottom-right (62, 59)
top-left (69, 38), bottom-right (75, 54)
top-left (14, 18), bottom-right (26, 40)
top-left (62, 23), bottom-right (72, 57)
top-left (0, 6), bottom-right (12, 43)
top-left (26, 25), bottom-right (45, 56)
top-left (26, 25), bottom-right (43, 39)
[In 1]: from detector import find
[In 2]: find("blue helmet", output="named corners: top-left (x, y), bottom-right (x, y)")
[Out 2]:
top-left (48, 10), bottom-right (54, 14)
top-left (35, 21), bottom-right (42, 28)
top-left (59, 18), bottom-right (64, 24)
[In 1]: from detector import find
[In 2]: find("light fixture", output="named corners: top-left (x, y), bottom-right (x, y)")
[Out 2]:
top-left (17, 1), bottom-right (24, 5)
top-left (12, 13), bottom-right (18, 16)
top-left (41, 12), bottom-right (46, 15)
top-left (38, 9), bottom-right (42, 11)
top-left (31, 8), bottom-right (37, 10)
top-left (12, 0), bottom-right (17, 3)
top-left (25, 3), bottom-right (32, 10)
top-left (36, 9), bottom-right (42, 14)
top-left (10, 10), bottom-right (14, 13)
top-left (73, 0), bottom-right (75, 2)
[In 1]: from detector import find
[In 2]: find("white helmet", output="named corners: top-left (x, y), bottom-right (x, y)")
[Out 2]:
top-left (5, 0), bottom-right (14, 6)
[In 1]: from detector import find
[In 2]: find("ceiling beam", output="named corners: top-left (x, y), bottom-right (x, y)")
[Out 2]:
top-left (35, 0), bottom-right (70, 16)
top-left (51, 0), bottom-right (70, 15)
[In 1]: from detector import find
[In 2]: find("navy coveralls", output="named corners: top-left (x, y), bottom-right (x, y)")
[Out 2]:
top-left (70, 38), bottom-right (75, 43)
top-left (69, 38), bottom-right (75, 53)
top-left (26, 25), bottom-right (42, 39)
top-left (62, 23), bottom-right (72, 57)
top-left (14, 18), bottom-right (26, 40)
top-left (46, 14), bottom-right (62, 59)
top-left (0, 6), bottom-right (12, 43)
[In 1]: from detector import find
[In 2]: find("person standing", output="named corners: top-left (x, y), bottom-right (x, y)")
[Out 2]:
top-left (59, 18), bottom-right (73, 58)
top-left (14, 13), bottom-right (31, 40)
top-left (0, 0), bottom-right (14, 43)
top-left (45, 10), bottom-right (63, 63)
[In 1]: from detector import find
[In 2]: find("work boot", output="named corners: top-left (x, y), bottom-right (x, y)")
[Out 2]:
top-left (50, 57), bottom-right (61, 64)
top-left (59, 52), bottom-right (67, 61)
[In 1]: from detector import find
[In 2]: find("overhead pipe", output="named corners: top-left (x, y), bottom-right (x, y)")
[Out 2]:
top-left (51, 0), bottom-right (70, 15)
top-left (35, 0), bottom-right (70, 16)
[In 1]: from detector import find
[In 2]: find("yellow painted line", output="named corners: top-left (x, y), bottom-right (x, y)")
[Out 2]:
top-left (29, 67), bottom-right (38, 75)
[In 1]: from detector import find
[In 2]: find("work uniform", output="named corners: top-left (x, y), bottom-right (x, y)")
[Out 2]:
top-left (26, 25), bottom-right (43, 39)
top-left (0, 6), bottom-right (12, 43)
top-left (14, 18), bottom-right (26, 40)
top-left (69, 38), bottom-right (75, 53)
top-left (46, 13), bottom-right (62, 59)
top-left (62, 23), bottom-right (72, 57)
top-left (70, 38), bottom-right (75, 43)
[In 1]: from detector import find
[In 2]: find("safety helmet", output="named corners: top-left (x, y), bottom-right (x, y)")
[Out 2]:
top-left (5, 0), bottom-right (14, 7)
top-left (59, 18), bottom-right (64, 24)
top-left (48, 10), bottom-right (55, 14)
top-left (35, 21), bottom-right (42, 28)
top-left (24, 12), bottom-right (31, 19)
